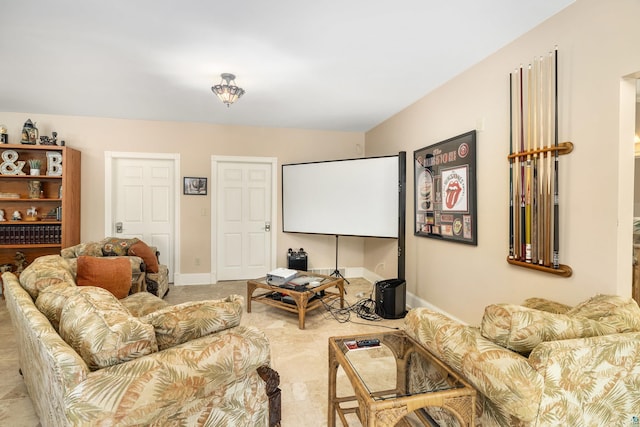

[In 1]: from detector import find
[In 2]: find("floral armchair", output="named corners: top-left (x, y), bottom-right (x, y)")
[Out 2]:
top-left (61, 237), bottom-right (169, 298)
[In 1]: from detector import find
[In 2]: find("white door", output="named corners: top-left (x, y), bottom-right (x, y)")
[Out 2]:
top-left (214, 157), bottom-right (276, 281)
top-left (107, 155), bottom-right (177, 282)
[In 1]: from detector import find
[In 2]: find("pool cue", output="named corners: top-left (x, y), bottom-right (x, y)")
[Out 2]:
top-left (531, 58), bottom-right (538, 264)
top-left (513, 68), bottom-right (521, 260)
top-left (525, 64), bottom-right (532, 263)
top-left (509, 72), bottom-right (515, 259)
top-left (537, 56), bottom-right (545, 265)
top-left (544, 51), bottom-right (553, 266)
top-left (552, 47), bottom-right (560, 269)
top-left (520, 65), bottom-right (526, 261)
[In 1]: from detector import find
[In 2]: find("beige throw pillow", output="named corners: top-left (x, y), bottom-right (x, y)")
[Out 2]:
top-left (141, 295), bottom-right (243, 350)
top-left (59, 286), bottom-right (158, 370)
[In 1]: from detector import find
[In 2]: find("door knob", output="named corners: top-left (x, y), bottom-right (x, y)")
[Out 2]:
top-left (265, 222), bottom-right (271, 232)
top-left (115, 222), bottom-right (123, 233)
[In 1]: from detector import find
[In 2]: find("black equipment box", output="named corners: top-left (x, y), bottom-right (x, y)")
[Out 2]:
top-left (375, 278), bottom-right (407, 319)
top-left (287, 248), bottom-right (307, 271)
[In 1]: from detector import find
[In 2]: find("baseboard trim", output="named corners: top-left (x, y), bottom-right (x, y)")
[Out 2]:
top-left (173, 273), bottom-right (213, 286)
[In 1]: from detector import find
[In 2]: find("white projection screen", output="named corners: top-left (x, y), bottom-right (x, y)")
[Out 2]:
top-left (282, 155), bottom-right (400, 238)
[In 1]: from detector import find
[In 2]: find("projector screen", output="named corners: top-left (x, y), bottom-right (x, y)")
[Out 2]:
top-left (282, 155), bottom-right (401, 238)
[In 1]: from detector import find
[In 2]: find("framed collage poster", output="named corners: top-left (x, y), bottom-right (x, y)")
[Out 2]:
top-left (414, 130), bottom-right (477, 245)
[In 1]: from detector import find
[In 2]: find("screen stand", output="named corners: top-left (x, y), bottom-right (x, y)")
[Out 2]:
top-left (331, 235), bottom-right (350, 284)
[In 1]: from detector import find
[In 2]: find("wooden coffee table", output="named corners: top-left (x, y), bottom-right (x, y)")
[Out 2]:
top-left (328, 331), bottom-right (476, 426)
top-left (247, 271), bottom-right (344, 329)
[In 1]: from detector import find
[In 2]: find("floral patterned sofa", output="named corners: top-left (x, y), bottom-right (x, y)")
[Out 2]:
top-left (404, 295), bottom-right (640, 426)
top-left (61, 237), bottom-right (170, 298)
top-left (3, 255), bottom-right (281, 427)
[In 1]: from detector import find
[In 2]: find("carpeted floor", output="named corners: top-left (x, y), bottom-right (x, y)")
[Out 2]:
top-left (0, 277), bottom-right (408, 426)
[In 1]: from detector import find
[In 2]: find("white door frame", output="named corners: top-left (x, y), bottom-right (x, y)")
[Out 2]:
top-left (211, 155), bottom-right (277, 284)
top-left (104, 151), bottom-right (181, 282)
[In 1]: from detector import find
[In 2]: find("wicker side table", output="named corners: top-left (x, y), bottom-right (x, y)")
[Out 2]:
top-left (328, 331), bottom-right (476, 426)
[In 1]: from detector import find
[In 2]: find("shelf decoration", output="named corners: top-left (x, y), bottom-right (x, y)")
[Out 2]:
top-left (507, 46), bottom-right (572, 277)
top-left (27, 180), bottom-right (41, 199)
top-left (28, 159), bottom-right (41, 176)
top-left (46, 151), bottom-right (63, 176)
top-left (1, 150), bottom-right (26, 175)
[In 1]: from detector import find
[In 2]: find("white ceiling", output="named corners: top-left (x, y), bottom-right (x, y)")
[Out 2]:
top-left (0, 1), bottom-right (574, 132)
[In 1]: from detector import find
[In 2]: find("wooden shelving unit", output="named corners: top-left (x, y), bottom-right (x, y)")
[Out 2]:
top-left (0, 144), bottom-right (81, 268)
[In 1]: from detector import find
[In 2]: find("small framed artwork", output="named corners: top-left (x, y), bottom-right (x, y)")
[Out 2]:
top-left (414, 130), bottom-right (477, 245)
top-left (183, 177), bottom-right (207, 195)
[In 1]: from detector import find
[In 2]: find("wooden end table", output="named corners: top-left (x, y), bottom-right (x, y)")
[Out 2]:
top-left (328, 331), bottom-right (476, 426)
top-left (247, 271), bottom-right (344, 329)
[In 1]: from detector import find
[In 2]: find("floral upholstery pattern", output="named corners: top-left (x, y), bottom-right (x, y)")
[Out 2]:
top-left (3, 254), bottom-right (277, 426)
top-left (141, 295), bottom-right (243, 350)
top-left (405, 296), bottom-right (640, 426)
top-left (19, 254), bottom-right (76, 300)
top-left (480, 304), bottom-right (617, 353)
top-left (35, 282), bottom-right (79, 331)
top-left (101, 237), bottom-right (140, 256)
top-left (120, 291), bottom-right (170, 317)
top-left (522, 297), bottom-right (572, 314)
top-left (59, 286), bottom-right (158, 370)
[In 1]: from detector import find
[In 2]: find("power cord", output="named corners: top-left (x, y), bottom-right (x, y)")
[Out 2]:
top-left (321, 296), bottom-right (382, 323)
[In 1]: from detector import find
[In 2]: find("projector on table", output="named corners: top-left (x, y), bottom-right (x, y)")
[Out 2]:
top-left (266, 268), bottom-right (298, 286)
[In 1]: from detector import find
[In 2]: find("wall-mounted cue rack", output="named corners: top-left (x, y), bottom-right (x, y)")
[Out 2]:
top-left (507, 47), bottom-right (573, 277)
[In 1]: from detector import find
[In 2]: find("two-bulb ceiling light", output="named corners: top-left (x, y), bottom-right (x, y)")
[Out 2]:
top-left (211, 73), bottom-right (245, 107)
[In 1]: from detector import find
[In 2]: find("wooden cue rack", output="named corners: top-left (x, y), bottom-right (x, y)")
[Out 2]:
top-left (506, 141), bottom-right (573, 277)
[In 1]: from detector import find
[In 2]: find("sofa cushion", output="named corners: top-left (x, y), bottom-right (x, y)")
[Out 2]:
top-left (480, 304), bottom-right (616, 354)
top-left (35, 282), bottom-right (79, 331)
top-left (19, 255), bottom-right (76, 300)
top-left (121, 292), bottom-right (170, 317)
top-left (140, 295), bottom-right (243, 350)
top-left (101, 237), bottom-right (139, 257)
top-left (521, 297), bottom-right (572, 314)
top-left (128, 240), bottom-right (159, 273)
top-left (566, 294), bottom-right (640, 332)
top-left (59, 286), bottom-right (158, 370)
top-left (76, 256), bottom-right (132, 299)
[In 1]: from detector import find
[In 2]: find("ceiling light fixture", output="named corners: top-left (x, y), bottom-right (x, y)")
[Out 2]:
top-left (211, 73), bottom-right (245, 107)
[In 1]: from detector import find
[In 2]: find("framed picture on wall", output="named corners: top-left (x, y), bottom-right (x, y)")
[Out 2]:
top-left (183, 177), bottom-right (207, 195)
top-left (414, 130), bottom-right (477, 245)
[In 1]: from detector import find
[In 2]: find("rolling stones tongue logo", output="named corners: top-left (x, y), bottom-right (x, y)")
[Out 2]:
top-left (445, 181), bottom-right (462, 209)
top-left (442, 168), bottom-right (467, 211)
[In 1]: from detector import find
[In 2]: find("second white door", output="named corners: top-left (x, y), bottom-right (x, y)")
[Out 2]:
top-left (214, 158), bottom-right (276, 281)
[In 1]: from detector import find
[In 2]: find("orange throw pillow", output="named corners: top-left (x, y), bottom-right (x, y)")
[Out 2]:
top-left (128, 241), bottom-right (160, 273)
top-left (76, 256), bottom-right (132, 299)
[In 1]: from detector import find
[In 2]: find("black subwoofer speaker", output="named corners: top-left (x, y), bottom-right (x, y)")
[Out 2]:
top-left (374, 279), bottom-right (407, 319)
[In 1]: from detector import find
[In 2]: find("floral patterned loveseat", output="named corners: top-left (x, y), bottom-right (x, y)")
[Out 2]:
top-left (3, 255), bottom-right (281, 427)
top-left (404, 295), bottom-right (640, 426)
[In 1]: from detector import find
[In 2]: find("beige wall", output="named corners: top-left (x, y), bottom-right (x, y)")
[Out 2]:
top-left (365, 0), bottom-right (640, 323)
top-left (0, 113), bottom-right (365, 276)
top-left (3, 0), bottom-right (638, 323)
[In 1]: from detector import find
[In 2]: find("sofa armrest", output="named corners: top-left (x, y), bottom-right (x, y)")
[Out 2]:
top-left (405, 308), bottom-right (544, 422)
top-left (65, 325), bottom-right (273, 426)
top-left (528, 332), bottom-right (640, 426)
top-left (3, 273), bottom-right (89, 425)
